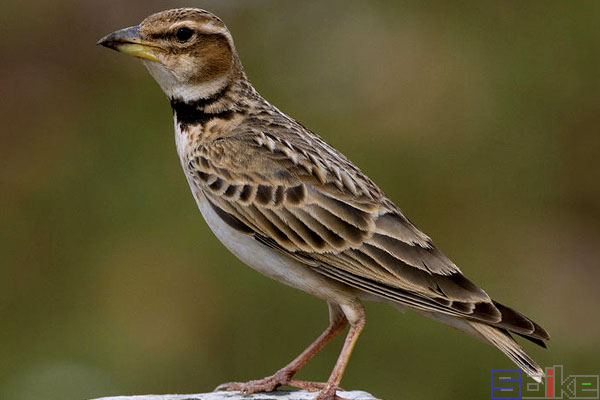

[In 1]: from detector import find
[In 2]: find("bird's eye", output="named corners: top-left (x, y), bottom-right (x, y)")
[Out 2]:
top-left (175, 27), bottom-right (194, 42)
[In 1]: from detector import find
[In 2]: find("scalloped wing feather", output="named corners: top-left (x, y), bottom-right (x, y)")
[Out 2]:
top-left (186, 130), bottom-right (549, 340)
top-left (188, 137), bottom-right (490, 303)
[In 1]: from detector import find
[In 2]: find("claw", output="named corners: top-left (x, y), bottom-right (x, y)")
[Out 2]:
top-left (214, 381), bottom-right (242, 392)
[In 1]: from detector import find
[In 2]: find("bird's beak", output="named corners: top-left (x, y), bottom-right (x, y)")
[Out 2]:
top-left (97, 25), bottom-right (159, 62)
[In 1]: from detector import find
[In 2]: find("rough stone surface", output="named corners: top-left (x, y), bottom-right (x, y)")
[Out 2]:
top-left (92, 390), bottom-right (379, 400)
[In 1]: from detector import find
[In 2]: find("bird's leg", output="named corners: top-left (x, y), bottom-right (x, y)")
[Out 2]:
top-left (316, 303), bottom-right (366, 400)
top-left (215, 303), bottom-right (348, 394)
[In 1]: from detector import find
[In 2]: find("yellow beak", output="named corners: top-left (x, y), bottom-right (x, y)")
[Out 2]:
top-left (97, 25), bottom-right (159, 62)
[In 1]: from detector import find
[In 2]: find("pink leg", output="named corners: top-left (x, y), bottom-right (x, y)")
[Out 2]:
top-left (215, 303), bottom-right (348, 394)
top-left (315, 303), bottom-right (366, 400)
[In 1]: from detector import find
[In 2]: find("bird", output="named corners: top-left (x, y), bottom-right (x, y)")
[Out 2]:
top-left (98, 8), bottom-right (549, 400)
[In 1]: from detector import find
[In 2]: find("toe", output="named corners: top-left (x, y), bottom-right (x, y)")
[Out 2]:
top-left (288, 379), bottom-right (329, 392)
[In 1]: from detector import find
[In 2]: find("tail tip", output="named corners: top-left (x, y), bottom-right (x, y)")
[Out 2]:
top-left (531, 374), bottom-right (543, 383)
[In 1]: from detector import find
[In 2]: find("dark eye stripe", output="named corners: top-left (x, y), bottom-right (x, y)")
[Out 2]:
top-left (148, 30), bottom-right (227, 43)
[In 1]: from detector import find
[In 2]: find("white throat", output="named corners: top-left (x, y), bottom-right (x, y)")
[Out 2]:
top-left (142, 60), bottom-right (229, 101)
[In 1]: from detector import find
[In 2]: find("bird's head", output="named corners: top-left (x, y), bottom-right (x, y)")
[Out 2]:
top-left (98, 8), bottom-right (240, 101)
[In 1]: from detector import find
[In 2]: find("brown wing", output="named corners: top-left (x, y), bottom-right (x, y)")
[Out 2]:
top-left (187, 133), bottom-right (548, 340)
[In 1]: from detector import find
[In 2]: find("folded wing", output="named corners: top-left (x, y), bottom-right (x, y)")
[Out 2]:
top-left (187, 133), bottom-right (549, 342)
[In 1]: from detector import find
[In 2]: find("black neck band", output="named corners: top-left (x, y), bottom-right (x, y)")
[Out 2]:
top-left (170, 83), bottom-right (235, 130)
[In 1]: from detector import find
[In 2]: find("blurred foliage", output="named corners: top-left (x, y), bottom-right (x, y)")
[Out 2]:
top-left (1, 1), bottom-right (599, 399)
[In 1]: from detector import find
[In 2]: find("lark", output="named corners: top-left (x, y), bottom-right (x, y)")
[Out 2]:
top-left (98, 8), bottom-right (549, 400)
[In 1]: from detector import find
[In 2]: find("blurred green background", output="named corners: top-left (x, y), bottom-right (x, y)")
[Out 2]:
top-left (1, 1), bottom-right (599, 399)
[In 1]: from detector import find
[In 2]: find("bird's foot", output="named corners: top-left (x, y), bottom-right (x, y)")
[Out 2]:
top-left (215, 370), bottom-right (339, 394)
top-left (315, 384), bottom-right (348, 400)
top-left (214, 368), bottom-right (294, 394)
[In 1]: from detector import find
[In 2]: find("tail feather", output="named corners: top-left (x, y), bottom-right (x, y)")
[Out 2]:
top-left (469, 321), bottom-right (545, 383)
top-left (492, 301), bottom-right (550, 341)
top-left (513, 331), bottom-right (547, 348)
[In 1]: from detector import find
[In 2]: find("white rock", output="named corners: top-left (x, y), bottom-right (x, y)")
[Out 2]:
top-left (92, 390), bottom-right (380, 400)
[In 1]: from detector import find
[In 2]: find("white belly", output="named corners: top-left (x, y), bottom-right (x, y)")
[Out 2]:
top-left (192, 190), bottom-right (358, 305)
